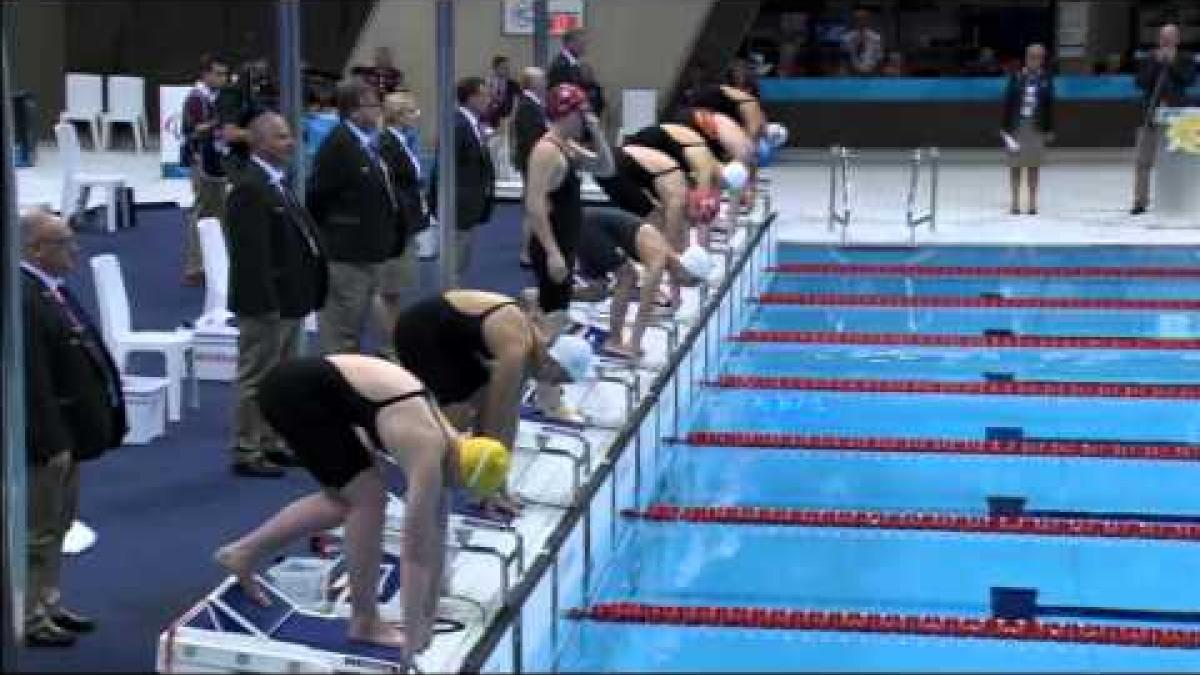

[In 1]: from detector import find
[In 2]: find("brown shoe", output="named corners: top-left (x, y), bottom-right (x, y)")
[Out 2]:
top-left (232, 452), bottom-right (285, 478)
top-left (51, 607), bottom-right (96, 633)
top-left (25, 619), bottom-right (76, 647)
top-left (182, 270), bottom-right (205, 287)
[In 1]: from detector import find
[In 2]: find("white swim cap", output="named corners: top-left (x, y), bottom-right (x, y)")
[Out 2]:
top-left (722, 161), bottom-right (749, 191)
top-left (679, 245), bottom-right (715, 283)
top-left (765, 122), bottom-right (788, 148)
top-left (547, 334), bottom-right (594, 383)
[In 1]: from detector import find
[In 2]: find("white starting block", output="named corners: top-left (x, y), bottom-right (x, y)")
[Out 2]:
top-left (122, 375), bottom-right (169, 444)
top-left (157, 552), bottom-right (480, 674)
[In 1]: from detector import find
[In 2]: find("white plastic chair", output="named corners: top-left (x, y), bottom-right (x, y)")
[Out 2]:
top-left (62, 73), bottom-right (104, 149)
top-left (196, 218), bottom-right (233, 328)
top-left (55, 119), bottom-right (127, 234)
top-left (89, 253), bottom-right (197, 422)
top-left (101, 75), bottom-right (149, 152)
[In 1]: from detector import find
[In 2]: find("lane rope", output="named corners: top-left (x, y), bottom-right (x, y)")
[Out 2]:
top-left (622, 505), bottom-right (1200, 541)
top-left (682, 431), bottom-right (1200, 462)
top-left (712, 374), bottom-right (1200, 400)
top-left (568, 601), bottom-right (1200, 649)
top-left (733, 330), bottom-right (1200, 351)
top-left (771, 262), bottom-right (1200, 279)
top-left (758, 292), bottom-right (1200, 311)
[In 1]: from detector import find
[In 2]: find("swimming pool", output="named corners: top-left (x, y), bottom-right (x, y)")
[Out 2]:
top-left (548, 244), bottom-right (1200, 672)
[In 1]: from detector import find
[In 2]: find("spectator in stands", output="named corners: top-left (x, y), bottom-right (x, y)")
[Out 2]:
top-left (548, 28), bottom-right (606, 117)
top-left (427, 77), bottom-right (496, 287)
top-left (308, 80), bottom-right (398, 354)
top-left (1131, 23), bottom-right (1196, 215)
top-left (965, 47), bottom-right (1005, 77)
top-left (180, 53), bottom-right (231, 287)
top-left (1001, 43), bottom-right (1055, 216)
top-left (843, 7), bottom-right (883, 76)
top-left (727, 57), bottom-right (762, 97)
top-left (512, 66), bottom-right (548, 267)
top-left (227, 112), bottom-right (327, 478)
top-left (374, 90), bottom-right (430, 357)
top-left (21, 209), bottom-right (126, 647)
top-left (881, 51), bottom-right (908, 77)
top-left (352, 46), bottom-right (404, 98)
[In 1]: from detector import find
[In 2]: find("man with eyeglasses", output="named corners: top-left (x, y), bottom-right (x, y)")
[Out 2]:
top-left (307, 79), bottom-right (400, 355)
top-left (21, 209), bottom-right (126, 647)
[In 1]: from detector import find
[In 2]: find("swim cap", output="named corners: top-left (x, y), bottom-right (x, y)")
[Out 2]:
top-left (692, 109), bottom-right (719, 139)
top-left (722, 161), bottom-right (749, 191)
top-left (679, 245), bottom-right (715, 283)
top-left (757, 137), bottom-right (775, 167)
top-left (765, 122), bottom-right (788, 148)
top-left (547, 333), bottom-right (594, 383)
top-left (458, 436), bottom-right (511, 500)
top-left (546, 83), bottom-right (590, 121)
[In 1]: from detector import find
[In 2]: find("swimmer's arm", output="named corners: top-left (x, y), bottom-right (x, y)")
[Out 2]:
top-left (478, 340), bottom-right (528, 451)
top-left (567, 114), bottom-right (615, 178)
top-left (401, 434), bottom-right (445, 653)
top-left (524, 143), bottom-right (567, 258)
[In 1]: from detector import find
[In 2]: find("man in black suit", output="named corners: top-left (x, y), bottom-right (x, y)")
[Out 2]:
top-left (1131, 23), bottom-right (1197, 214)
top-left (375, 89), bottom-right (430, 357)
top-left (22, 209), bottom-right (127, 647)
top-left (307, 79), bottom-right (398, 353)
top-left (512, 66), bottom-right (548, 266)
top-left (227, 112), bottom-right (328, 477)
top-left (547, 29), bottom-right (606, 117)
top-left (428, 76), bottom-right (495, 286)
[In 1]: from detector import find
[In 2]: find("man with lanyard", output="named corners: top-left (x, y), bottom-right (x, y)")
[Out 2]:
top-left (513, 67), bottom-right (548, 267)
top-left (547, 29), bottom-right (606, 119)
top-left (180, 54), bottom-right (231, 286)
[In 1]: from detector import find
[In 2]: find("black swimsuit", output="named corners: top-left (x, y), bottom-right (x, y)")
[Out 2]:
top-left (687, 84), bottom-right (757, 131)
top-left (392, 296), bottom-right (519, 405)
top-left (595, 146), bottom-right (682, 217)
top-left (529, 136), bottom-right (583, 312)
top-left (577, 206), bottom-right (643, 280)
top-left (624, 126), bottom-right (705, 187)
top-left (259, 357), bottom-right (431, 489)
top-left (673, 107), bottom-right (733, 164)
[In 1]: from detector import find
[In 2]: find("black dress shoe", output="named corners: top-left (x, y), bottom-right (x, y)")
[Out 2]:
top-left (1130, 204), bottom-right (1147, 215)
top-left (51, 608), bottom-right (95, 633)
top-left (25, 621), bottom-right (76, 647)
top-left (264, 448), bottom-right (300, 467)
top-left (232, 455), bottom-right (285, 478)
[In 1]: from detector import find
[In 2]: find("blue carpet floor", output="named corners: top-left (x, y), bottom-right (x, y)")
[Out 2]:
top-left (17, 202), bottom-right (532, 672)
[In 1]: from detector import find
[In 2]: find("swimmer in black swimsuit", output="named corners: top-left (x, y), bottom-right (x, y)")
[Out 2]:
top-left (576, 207), bottom-right (714, 359)
top-left (525, 83), bottom-right (614, 322)
top-left (214, 354), bottom-right (511, 656)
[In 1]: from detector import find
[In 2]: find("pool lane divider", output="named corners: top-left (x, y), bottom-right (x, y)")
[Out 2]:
top-left (620, 505), bottom-right (1200, 542)
top-left (679, 431), bottom-right (1200, 461)
top-left (757, 292), bottom-right (1200, 311)
top-left (992, 587), bottom-right (1200, 626)
top-left (987, 495), bottom-right (1200, 525)
top-left (565, 601), bottom-right (1200, 649)
top-left (709, 374), bottom-right (1200, 400)
top-left (732, 330), bottom-right (1200, 351)
top-left (770, 262), bottom-right (1200, 279)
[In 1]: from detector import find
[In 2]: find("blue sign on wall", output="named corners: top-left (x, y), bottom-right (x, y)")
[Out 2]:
top-left (759, 76), bottom-right (1200, 103)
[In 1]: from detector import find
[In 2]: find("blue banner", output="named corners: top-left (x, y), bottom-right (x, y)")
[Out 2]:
top-left (759, 75), bottom-right (1200, 103)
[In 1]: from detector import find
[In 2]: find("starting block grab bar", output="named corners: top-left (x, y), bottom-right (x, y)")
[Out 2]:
top-left (827, 145), bottom-right (940, 244)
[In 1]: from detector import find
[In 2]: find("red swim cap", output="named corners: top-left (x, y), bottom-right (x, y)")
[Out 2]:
top-left (687, 187), bottom-right (721, 223)
top-left (546, 83), bottom-right (590, 121)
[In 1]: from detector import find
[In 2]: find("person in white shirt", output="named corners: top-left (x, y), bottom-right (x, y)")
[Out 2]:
top-left (842, 8), bottom-right (883, 76)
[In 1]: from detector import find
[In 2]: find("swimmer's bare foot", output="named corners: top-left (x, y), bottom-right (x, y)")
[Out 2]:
top-left (348, 618), bottom-right (407, 650)
top-left (214, 545), bottom-right (270, 607)
top-left (600, 340), bottom-right (639, 361)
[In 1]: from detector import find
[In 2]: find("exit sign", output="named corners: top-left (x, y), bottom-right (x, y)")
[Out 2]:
top-left (504, 0), bottom-right (585, 36)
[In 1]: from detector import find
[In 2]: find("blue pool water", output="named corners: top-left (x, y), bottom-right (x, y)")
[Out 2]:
top-left (554, 245), bottom-right (1200, 672)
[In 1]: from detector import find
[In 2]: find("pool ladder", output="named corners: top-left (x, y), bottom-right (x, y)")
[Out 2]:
top-left (827, 145), bottom-right (940, 244)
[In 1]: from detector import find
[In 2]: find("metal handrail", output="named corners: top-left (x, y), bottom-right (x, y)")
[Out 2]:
top-left (827, 145), bottom-right (853, 243)
top-left (905, 147), bottom-right (939, 243)
top-left (458, 211), bottom-right (777, 673)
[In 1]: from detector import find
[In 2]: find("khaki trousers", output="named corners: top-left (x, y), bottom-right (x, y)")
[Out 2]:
top-left (318, 262), bottom-right (383, 354)
top-left (185, 172), bottom-right (229, 276)
top-left (234, 315), bottom-right (302, 453)
top-left (26, 451), bottom-right (79, 623)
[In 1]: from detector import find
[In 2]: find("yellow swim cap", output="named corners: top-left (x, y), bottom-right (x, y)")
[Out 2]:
top-left (458, 436), bottom-right (511, 500)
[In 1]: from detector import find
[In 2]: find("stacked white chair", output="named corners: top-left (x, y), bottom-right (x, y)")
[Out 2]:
top-left (62, 73), bottom-right (104, 149)
top-left (89, 253), bottom-right (197, 422)
top-left (102, 75), bottom-right (149, 152)
top-left (54, 119), bottom-right (127, 234)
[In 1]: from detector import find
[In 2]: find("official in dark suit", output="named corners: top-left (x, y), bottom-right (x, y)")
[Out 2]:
top-left (227, 112), bottom-right (328, 478)
top-left (547, 29), bottom-right (606, 116)
top-left (1131, 23), bottom-right (1197, 214)
top-left (428, 76), bottom-right (496, 286)
top-left (375, 90), bottom-right (430, 357)
top-left (21, 208), bottom-right (127, 647)
top-left (307, 79), bottom-right (398, 354)
top-left (1001, 43), bottom-right (1055, 215)
top-left (512, 66), bottom-right (548, 266)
